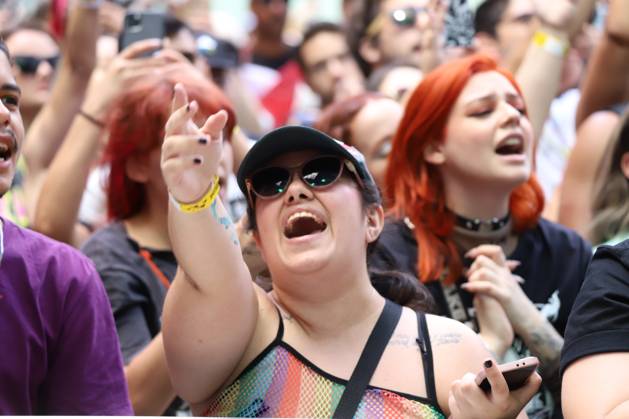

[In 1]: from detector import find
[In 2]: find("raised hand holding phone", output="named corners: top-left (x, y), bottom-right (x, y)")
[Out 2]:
top-left (161, 83), bottom-right (229, 205)
top-left (448, 357), bottom-right (542, 419)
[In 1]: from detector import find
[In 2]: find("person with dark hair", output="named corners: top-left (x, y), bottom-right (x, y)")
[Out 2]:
top-left (0, 38), bottom-right (131, 415)
top-left (296, 22), bottom-right (365, 108)
top-left (354, 0), bottom-right (447, 75)
top-left (314, 92), bottom-right (403, 191)
top-left (238, 0), bottom-right (317, 130)
top-left (370, 54), bottom-right (591, 417)
top-left (157, 84), bottom-right (542, 417)
top-left (561, 239), bottom-right (629, 419)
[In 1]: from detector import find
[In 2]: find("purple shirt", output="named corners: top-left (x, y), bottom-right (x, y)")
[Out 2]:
top-left (0, 219), bottom-right (132, 414)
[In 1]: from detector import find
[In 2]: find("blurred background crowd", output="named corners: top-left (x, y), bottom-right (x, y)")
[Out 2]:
top-left (0, 0), bottom-right (627, 417)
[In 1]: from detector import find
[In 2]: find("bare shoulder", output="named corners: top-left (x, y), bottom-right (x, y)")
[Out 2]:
top-left (425, 314), bottom-right (484, 349)
top-left (425, 315), bottom-right (491, 410)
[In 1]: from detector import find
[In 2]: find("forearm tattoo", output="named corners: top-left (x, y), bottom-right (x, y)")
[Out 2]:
top-left (211, 200), bottom-right (240, 246)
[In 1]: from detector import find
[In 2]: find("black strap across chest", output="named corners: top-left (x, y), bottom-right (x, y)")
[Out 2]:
top-left (333, 299), bottom-right (402, 419)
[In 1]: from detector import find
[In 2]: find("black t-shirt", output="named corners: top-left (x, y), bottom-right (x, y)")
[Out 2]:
top-left (81, 222), bottom-right (183, 415)
top-left (82, 222), bottom-right (176, 363)
top-left (560, 239), bottom-right (629, 374)
top-left (369, 218), bottom-right (591, 418)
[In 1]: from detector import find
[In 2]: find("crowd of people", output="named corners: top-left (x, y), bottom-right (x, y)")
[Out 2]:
top-left (0, 0), bottom-right (627, 417)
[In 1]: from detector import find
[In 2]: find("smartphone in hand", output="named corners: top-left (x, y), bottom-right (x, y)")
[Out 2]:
top-left (118, 12), bottom-right (166, 52)
top-left (475, 357), bottom-right (539, 392)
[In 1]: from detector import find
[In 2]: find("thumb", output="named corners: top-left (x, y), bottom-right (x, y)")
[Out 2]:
top-left (201, 110), bottom-right (229, 140)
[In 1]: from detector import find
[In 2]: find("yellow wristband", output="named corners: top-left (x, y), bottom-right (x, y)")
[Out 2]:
top-left (170, 176), bottom-right (220, 213)
top-left (533, 31), bottom-right (568, 57)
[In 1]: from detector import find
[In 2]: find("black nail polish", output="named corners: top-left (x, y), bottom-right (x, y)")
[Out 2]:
top-left (198, 138), bottom-right (207, 145)
top-left (193, 158), bottom-right (202, 165)
top-left (484, 360), bottom-right (493, 368)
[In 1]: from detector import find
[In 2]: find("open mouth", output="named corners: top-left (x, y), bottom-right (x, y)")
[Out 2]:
top-left (284, 211), bottom-right (327, 239)
top-left (0, 143), bottom-right (12, 162)
top-left (495, 136), bottom-right (524, 156)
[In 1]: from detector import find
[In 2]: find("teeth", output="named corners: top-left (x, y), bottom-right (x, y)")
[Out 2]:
top-left (500, 137), bottom-right (522, 147)
top-left (287, 211), bottom-right (321, 225)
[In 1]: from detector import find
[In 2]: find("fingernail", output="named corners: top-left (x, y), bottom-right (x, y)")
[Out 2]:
top-left (484, 359), bottom-right (493, 368)
top-left (193, 157), bottom-right (202, 165)
top-left (198, 137), bottom-right (207, 145)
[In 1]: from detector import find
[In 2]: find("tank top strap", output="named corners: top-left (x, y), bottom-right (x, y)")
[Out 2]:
top-left (416, 311), bottom-right (438, 403)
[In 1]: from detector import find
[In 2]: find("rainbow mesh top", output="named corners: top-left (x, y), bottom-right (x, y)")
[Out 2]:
top-left (204, 316), bottom-right (445, 418)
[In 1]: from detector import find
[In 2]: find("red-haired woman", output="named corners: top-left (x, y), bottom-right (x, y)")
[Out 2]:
top-left (80, 63), bottom-right (235, 414)
top-left (369, 54), bottom-right (591, 418)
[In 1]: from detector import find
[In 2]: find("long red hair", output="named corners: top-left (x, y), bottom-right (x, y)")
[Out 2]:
top-left (104, 66), bottom-right (236, 220)
top-left (386, 54), bottom-right (544, 284)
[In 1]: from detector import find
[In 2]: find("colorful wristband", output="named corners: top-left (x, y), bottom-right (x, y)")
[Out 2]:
top-left (533, 30), bottom-right (568, 57)
top-left (170, 175), bottom-right (220, 213)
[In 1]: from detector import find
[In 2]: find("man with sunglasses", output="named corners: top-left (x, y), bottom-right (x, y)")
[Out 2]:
top-left (357, 0), bottom-right (447, 75)
top-left (4, 25), bottom-right (60, 130)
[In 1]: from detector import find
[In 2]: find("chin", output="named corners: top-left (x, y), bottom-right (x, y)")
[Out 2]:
top-left (281, 250), bottom-right (332, 275)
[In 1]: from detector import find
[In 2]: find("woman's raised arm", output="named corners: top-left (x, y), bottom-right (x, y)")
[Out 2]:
top-left (161, 85), bottom-right (258, 405)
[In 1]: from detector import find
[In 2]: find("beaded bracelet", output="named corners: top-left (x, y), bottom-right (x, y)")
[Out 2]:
top-left (169, 176), bottom-right (220, 213)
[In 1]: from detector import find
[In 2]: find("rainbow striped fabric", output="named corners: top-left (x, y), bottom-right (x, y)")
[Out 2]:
top-left (205, 343), bottom-right (445, 418)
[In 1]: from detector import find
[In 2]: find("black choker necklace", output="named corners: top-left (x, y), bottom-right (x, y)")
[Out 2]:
top-left (455, 213), bottom-right (511, 232)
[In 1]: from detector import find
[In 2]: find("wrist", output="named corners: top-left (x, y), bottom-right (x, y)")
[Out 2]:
top-left (532, 29), bottom-right (569, 57)
top-left (169, 176), bottom-right (221, 214)
top-left (78, 109), bottom-right (106, 128)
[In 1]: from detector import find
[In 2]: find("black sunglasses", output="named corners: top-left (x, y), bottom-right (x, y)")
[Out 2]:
top-left (245, 156), bottom-right (361, 204)
top-left (13, 55), bottom-right (59, 75)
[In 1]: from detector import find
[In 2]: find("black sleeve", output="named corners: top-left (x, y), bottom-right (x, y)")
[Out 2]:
top-left (560, 241), bottom-right (629, 374)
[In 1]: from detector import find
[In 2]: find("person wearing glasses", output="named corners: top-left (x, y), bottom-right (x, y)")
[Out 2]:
top-left (4, 24), bottom-right (59, 130)
top-left (369, 53), bottom-right (591, 418)
top-left (350, 0), bottom-right (447, 75)
top-left (158, 83), bottom-right (542, 417)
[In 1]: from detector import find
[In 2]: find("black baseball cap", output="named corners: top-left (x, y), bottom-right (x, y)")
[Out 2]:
top-left (236, 125), bottom-right (378, 197)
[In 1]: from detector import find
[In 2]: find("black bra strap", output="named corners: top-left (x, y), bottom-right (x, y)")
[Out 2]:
top-left (416, 312), bottom-right (438, 403)
top-left (333, 300), bottom-right (402, 419)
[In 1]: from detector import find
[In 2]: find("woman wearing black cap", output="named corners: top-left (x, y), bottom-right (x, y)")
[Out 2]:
top-left (159, 83), bottom-right (540, 418)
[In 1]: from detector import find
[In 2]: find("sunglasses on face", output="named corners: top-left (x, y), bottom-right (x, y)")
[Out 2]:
top-left (13, 55), bottom-right (59, 75)
top-left (367, 6), bottom-right (430, 37)
top-left (245, 156), bottom-right (362, 204)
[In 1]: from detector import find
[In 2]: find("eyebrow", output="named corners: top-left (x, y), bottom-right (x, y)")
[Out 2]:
top-left (1, 83), bottom-right (21, 95)
top-left (465, 92), bottom-right (522, 105)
